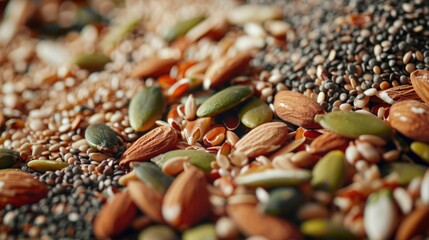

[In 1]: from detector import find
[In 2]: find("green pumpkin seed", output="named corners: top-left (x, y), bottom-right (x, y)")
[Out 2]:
top-left (28, 160), bottom-right (69, 172)
top-left (0, 148), bottom-right (20, 169)
top-left (152, 150), bottom-right (215, 173)
top-left (72, 53), bottom-right (111, 71)
top-left (301, 219), bottom-right (355, 239)
top-left (138, 225), bottom-right (178, 240)
top-left (101, 17), bottom-right (141, 53)
top-left (263, 187), bottom-right (303, 216)
top-left (238, 97), bottom-right (273, 128)
top-left (85, 123), bottom-right (119, 153)
top-left (234, 169), bottom-right (311, 187)
top-left (163, 15), bottom-right (206, 42)
top-left (315, 112), bottom-right (392, 138)
top-left (381, 162), bottom-right (426, 185)
top-left (411, 141), bottom-right (429, 164)
top-left (311, 150), bottom-right (345, 193)
top-left (182, 224), bottom-right (217, 240)
top-left (129, 86), bottom-right (165, 132)
top-left (134, 162), bottom-right (173, 193)
top-left (197, 85), bottom-right (254, 117)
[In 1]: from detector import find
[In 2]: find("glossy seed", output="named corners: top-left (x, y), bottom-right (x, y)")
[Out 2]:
top-left (72, 53), bottom-right (111, 71)
top-left (234, 168), bottom-right (311, 187)
top-left (196, 85), bottom-right (254, 117)
top-left (410, 141), bottom-right (429, 164)
top-left (163, 15), bottom-right (206, 42)
top-left (134, 162), bottom-right (173, 194)
top-left (138, 225), bottom-right (178, 240)
top-left (28, 160), bottom-right (69, 172)
top-left (0, 148), bottom-right (20, 169)
top-left (311, 150), bottom-right (345, 193)
top-left (263, 188), bottom-right (303, 216)
top-left (183, 224), bottom-right (217, 240)
top-left (315, 111), bottom-right (392, 138)
top-left (381, 162), bottom-right (426, 185)
top-left (301, 219), bottom-right (355, 239)
top-left (85, 123), bottom-right (119, 153)
top-left (129, 86), bottom-right (165, 132)
top-left (238, 97), bottom-right (273, 128)
top-left (152, 150), bottom-right (215, 173)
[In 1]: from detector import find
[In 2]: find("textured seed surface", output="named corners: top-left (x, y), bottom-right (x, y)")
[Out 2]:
top-left (196, 85), bottom-right (254, 117)
top-left (28, 160), bottom-right (69, 172)
top-left (85, 123), bottom-right (119, 152)
top-left (315, 111), bottom-right (392, 138)
top-left (129, 86), bottom-right (165, 132)
top-left (0, 148), bottom-right (20, 169)
top-left (238, 97), bottom-right (273, 128)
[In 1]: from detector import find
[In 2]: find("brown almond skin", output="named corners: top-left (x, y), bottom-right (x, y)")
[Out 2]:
top-left (410, 69), bottom-right (429, 104)
top-left (389, 100), bottom-right (429, 143)
top-left (227, 203), bottom-right (303, 240)
top-left (128, 180), bottom-right (164, 223)
top-left (0, 170), bottom-right (48, 210)
top-left (274, 91), bottom-right (324, 128)
top-left (120, 126), bottom-right (178, 166)
top-left (94, 190), bottom-right (137, 239)
top-left (397, 205), bottom-right (429, 240)
top-left (131, 57), bottom-right (179, 79)
top-left (162, 166), bottom-right (210, 230)
top-left (309, 132), bottom-right (349, 155)
top-left (204, 52), bottom-right (252, 89)
top-left (235, 121), bottom-right (289, 158)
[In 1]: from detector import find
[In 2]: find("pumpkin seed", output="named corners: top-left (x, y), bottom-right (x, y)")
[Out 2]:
top-left (301, 219), bottom-right (355, 239)
top-left (134, 162), bottom-right (173, 194)
top-left (315, 112), bottom-right (392, 138)
top-left (263, 188), bottom-right (303, 216)
top-left (238, 97), bottom-right (273, 128)
top-left (234, 168), bottom-right (311, 187)
top-left (163, 15), bottom-right (206, 42)
top-left (364, 189), bottom-right (398, 240)
top-left (152, 150), bottom-right (215, 173)
top-left (410, 141), bottom-right (429, 164)
top-left (0, 148), bottom-right (20, 169)
top-left (85, 123), bottom-right (119, 153)
top-left (138, 225), bottom-right (178, 240)
top-left (183, 224), bottom-right (217, 240)
top-left (72, 53), bottom-right (111, 71)
top-left (101, 16), bottom-right (141, 53)
top-left (311, 150), bottom-right (345, 193)
top-left (197, 85), bottom-right (254, 117)
top-left (129, 86), bottom-right (165, 132)
top-left (381, 162), bottom-right (426, 185)
top-left (28, 160), bottom-right (69, 172)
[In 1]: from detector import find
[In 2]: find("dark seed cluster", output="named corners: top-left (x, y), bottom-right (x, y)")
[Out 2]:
top-left (252, 0), bottom-right (429, 111)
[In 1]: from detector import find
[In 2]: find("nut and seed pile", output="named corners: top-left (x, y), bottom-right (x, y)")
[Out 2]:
top-left (0, 0), bottom-right (429, 239)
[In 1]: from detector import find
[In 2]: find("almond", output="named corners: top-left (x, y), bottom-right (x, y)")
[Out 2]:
top-left (410, 69), bottom-right (429, 104)
top-left (162, 166), bottom-right (210, 230)
top-left (227, 203), bottom-right (303, 240)
top-left (203, 52), bottom-right (253, 89)
top-left (235, 122), bottom-right (289, 158)
top-left (309, 132), bottom-right (349, 155)
top-left (131, 57), bottom-right (179, 79)
top-left (375, 85), bottom-right (420, 104)
top-left (274, 91), bottom-right (325, 128)
top-left (389, 100), bottom-right (429, 143)
top-left (0, 170), bottom-right (48, 210)
top-left (120, 126), bottom-right (178, 166)
top-left (396, 205), bottom-right (429, 240)
top-left (128, 180), bottom-right (164, 223)
top-left (93, 190), bottom-right (137, 239)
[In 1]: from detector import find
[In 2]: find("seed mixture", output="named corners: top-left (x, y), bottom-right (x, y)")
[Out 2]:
top-left (0, 0), bottom-right (429, 239)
